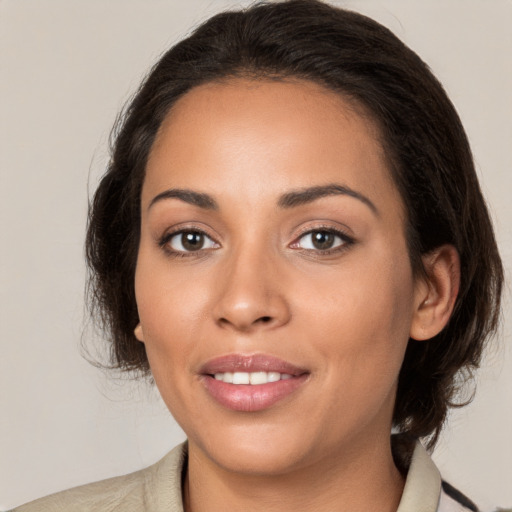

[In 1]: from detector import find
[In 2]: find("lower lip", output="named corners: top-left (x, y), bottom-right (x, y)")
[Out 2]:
top-left (201, 374), bottom-right (309, 412)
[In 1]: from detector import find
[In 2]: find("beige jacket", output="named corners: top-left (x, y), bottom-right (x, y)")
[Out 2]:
top-left (11, 441), bottom-right (475, 512)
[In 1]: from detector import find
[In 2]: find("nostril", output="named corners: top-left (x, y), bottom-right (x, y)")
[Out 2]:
top-left (216, 312), bottom-right (283, 331)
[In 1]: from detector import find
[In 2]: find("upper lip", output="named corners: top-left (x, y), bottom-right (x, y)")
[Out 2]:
top-left (200, 354), bottom-right (308, 376)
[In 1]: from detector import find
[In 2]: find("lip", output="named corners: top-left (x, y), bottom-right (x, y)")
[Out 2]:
top-left (199, 354), bottom-right (310, 412)
top-left (200, 353), bottom-right (307, 375)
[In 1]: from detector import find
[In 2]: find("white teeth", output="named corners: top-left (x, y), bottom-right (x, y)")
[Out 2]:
top-left (232, 372), bottom-right (250, 384)
top-left (249, 371), bottom-right (267, 385)
top-left (267, 372), bottom-right (281, 382)
top-left (213, 371), bottom-right (293, 384)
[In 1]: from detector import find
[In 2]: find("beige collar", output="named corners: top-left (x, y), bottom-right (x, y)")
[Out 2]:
top-left (396, 440), bottom-right (442, 512)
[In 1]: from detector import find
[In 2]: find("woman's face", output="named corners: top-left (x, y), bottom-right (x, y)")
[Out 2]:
top-left (135, 79), bottom-right (424, 475)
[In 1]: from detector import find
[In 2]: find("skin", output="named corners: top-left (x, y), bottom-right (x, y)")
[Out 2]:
top-left (134, 79), bottom-right (459, 512)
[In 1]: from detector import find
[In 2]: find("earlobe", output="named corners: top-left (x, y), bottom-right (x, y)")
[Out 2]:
top-left (134, 323), bottom-right (145, 342)
top-left (410, 245), bottom-right (460, 341)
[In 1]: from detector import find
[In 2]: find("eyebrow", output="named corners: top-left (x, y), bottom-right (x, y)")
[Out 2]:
top-left (149, 189), bottom-right (219, 210)
top-left (148, 183), bottom-right (378, 215)
top-left (278, 183), bottom-right (378, 215)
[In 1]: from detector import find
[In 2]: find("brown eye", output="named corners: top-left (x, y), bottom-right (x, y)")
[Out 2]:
top-left (168, 230), bottom-right (218, 252)
top-left (311, 231), bottom-right (335, 250)
top-left (295, 229), bottom-right (348, 251)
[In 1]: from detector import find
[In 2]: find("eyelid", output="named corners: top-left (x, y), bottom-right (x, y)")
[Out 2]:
top-left (291, 222), bottom-right (354, 241)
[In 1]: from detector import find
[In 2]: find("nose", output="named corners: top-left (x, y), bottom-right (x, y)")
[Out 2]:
top-left (211, 247), bottom-right (291, 333)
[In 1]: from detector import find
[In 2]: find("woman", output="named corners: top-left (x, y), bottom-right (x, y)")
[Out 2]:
top-left (12, 1), bottom-right (504, 511)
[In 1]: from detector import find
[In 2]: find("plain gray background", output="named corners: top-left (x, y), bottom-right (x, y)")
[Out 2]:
top-left (1, 1), bottom-right (511, 510)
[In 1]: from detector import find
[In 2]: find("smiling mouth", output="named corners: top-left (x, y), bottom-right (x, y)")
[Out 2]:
top-left (199, 354), bottom-right (309, 412)
top-left (212, 371), bottom-right (294, 384)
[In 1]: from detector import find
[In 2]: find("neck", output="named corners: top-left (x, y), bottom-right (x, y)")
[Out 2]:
top-left (184, 434), bottom-right (405, 512)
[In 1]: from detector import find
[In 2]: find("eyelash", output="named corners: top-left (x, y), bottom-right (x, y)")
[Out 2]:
top-left (290, 225), bottom-right (355, 256)
top-left (158, 226), bottom-right (219, 259)
top-left (158, 225), bottom-right (355, 258)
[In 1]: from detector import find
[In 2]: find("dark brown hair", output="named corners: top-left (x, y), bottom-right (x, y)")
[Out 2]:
top-left (85, 0), bottom-right (503, 447)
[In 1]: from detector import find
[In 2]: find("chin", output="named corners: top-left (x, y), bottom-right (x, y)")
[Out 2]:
top-left (205, 445), bottom-right (307, 477)
top-left (189, 422), bottom-right (340, 476)
top-left (191, 422), bottom-right (317, 476)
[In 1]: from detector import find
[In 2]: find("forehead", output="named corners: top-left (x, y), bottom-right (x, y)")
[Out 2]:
top-left (143, 78), bottom-right (401, 215)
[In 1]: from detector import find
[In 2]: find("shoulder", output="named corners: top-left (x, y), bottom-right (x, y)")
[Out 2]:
top-left (10, 443), bottom-right (187, 512)
top-left (11, 469), bottom-right (146, 512)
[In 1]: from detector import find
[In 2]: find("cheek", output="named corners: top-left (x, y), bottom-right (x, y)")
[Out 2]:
top-left (134, 257), bottom-right (208, 422)
top-left (298, 245), bottom-right (415, 394)
top-left (133, 248), bottom-right (208, 374)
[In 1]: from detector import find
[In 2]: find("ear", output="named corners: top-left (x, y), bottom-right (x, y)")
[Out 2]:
top-left (134, 323), bottom-right (145, 343)
top-left (410, 244), bottom-right (460, 341)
